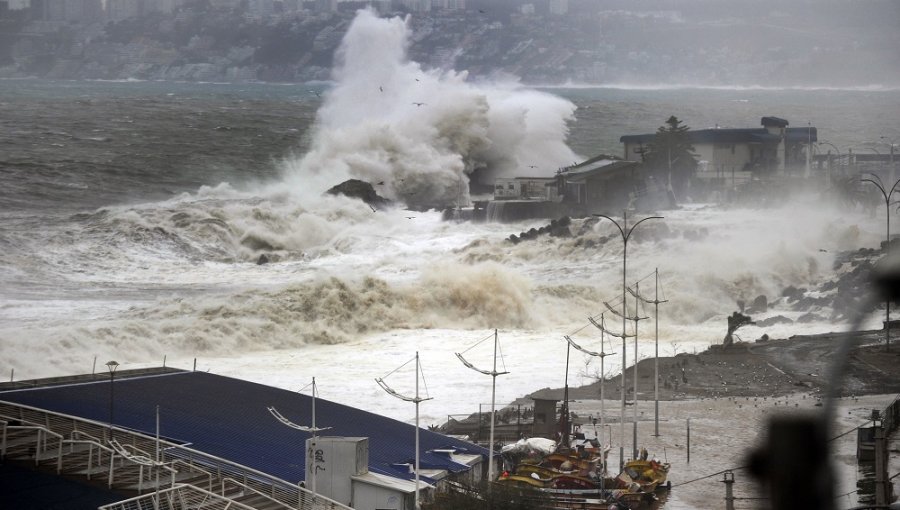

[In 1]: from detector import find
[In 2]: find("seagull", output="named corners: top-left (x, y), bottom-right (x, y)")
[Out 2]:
top-left (376, 181), bottom-right (384, 185)
top-left (308, 90), bottom-right (320, 97)
top-left (379, 86), bottom-right (383, 92)
top-left (415, 78), bottom-right (420, 82)
top-left (405, 216), bottom-right (416, 220)
top-left (412, 102), bottom-right (426, 107)
top-left (528, 165), bottom-right (537, 169)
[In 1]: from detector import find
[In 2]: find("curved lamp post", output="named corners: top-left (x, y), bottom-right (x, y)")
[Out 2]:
top-left (860, 172), bottom-right (900, 352)
top-left (593, 211), bottom-right (663, 470)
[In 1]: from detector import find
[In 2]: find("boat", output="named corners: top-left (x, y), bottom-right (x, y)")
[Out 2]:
top-left (618, 451), bottom-right (670, 493)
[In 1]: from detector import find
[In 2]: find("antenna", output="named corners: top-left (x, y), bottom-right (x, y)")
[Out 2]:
top-left (376, 353), bottom-right (433, 510)
top-left (268, 377), bottom-right (331, 500)
top-left (456, 329), bottom-right (509, 485)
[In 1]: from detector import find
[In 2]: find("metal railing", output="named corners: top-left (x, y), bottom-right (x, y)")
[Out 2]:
top-left (0, 400), bottom-right (355, 510)
top-left (98, 483), bottom-right (259, 510)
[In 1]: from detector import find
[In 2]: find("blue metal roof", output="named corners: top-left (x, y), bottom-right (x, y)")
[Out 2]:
top-left (0, 371), bottom-right (488, 485)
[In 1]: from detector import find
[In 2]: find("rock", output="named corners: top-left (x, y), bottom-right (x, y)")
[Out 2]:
top-left (746, 295), bottom-right (768, 314)
top-left (797, 312), bottom-right (825, 323)
top-left (756, 315), bottom-right (793, 327)
top-left (257, 254), bottom-right (269, 265)
top-left (781, 286), bottom-right (805, 302)
top-left (326, 179), bottom-right (392, 210)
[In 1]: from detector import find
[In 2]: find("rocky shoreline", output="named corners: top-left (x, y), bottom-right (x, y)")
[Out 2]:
top-left (516, 328), bottom-right (900, 409)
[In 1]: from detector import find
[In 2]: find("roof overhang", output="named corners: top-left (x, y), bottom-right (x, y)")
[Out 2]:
top-left (352, 471), bottom-right (434, 493)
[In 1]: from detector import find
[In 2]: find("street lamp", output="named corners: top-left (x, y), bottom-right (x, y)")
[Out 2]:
top-left (593, 211), bottom-right (662, 470)
top-left (860, 172), bottom-right (900, 352)
top-left (105, 361), bottom-right (119, 441)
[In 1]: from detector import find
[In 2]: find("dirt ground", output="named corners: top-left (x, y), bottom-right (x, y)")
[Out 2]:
top-left (558, 329), bottom-right (900, 403)
top-left (508, 329), bottom-right (900, 509)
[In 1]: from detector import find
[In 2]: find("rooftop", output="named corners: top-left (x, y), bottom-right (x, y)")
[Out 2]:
top-left (0, 369), bottom-right (488, 486)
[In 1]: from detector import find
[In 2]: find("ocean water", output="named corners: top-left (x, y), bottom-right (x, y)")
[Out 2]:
top-left (1, 11), bottom-right (899, 457)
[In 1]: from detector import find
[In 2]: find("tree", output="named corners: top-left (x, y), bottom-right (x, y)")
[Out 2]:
top-left (723, 311), bottom-right (754, 347)
top-left (642, 116), bottom-right (699, 201)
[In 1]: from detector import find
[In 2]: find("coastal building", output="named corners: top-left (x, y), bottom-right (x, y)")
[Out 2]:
top-left (484, 156), bottom-right (665, 221)
top-left (493, 176), bottom-right (558, 201)
top-left (620, 116), bottom-right (818, 186)
top-left (0, 367), bottom-right (489, 510)
top-left (556, 156), bottom-right (669, 214)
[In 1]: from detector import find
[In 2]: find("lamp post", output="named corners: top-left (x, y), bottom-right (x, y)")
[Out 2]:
top-left (860, 172), bottom-right (900, 352)
top-left (105, 361), bottom-right (119, 442)
top-left (593, 211), bottom-right (662, 470)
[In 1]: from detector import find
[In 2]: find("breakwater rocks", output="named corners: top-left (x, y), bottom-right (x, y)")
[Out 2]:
top-left (508, 216), bottom-right (572, 244)
top-left (739, 241), bottom-right (891, 329)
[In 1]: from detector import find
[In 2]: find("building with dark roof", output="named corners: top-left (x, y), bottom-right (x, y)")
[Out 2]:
top-left (620, 117), bottom-right (818, 185)
top-left (0, 368), bottom-right (489, 510)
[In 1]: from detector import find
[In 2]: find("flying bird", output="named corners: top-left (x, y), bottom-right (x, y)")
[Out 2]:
top-left (412, 102), bottom-right (426, 107)
top-left (405, 216), bottom-right (416, 220)
top-left (528, 165), bottom-right (537, 169)
top-left (379, 86), bottom-right (383, 92)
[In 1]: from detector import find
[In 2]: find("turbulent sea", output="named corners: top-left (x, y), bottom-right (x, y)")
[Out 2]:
top-left (2, 12), bottom-right (900, 442)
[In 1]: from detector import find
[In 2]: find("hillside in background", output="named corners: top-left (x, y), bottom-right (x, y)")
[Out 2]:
top-left (0, 0), bottom-right (898, 87)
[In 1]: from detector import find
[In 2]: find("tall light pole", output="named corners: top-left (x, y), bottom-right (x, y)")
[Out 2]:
top-left (861, 172), bottom-right (900, 352)
top-left (105, 360), bottom-right (119, 442)
top-left (593, 211), bottom-right (663, 470)
top-left (456, 329), bottom-right (509, 485)
top-left (268, 377), bottom-right (331, 505)
top-left (377, 353), bottom-right (432, 510)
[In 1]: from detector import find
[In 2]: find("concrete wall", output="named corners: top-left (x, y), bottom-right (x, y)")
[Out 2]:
top-left (353, 481), bottom-right (407, 510)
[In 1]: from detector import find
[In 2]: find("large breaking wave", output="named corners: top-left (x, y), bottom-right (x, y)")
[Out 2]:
top-left (282, 8), bottom-right (578, 209)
